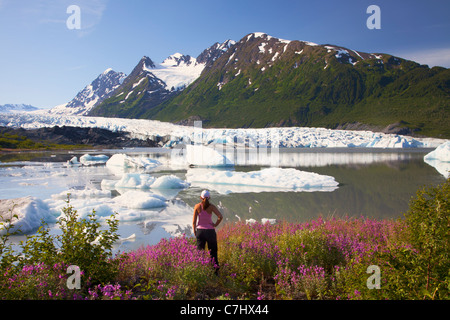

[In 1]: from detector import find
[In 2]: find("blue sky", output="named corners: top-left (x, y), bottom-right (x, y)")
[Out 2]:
top-left (0, 0), bottom-right (449, 109)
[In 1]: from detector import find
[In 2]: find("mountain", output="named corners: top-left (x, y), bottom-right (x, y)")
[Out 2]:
top-left (49, 68), bottom-right (126, 115)
top-left (89, 40), bottom-right (235, 118)
top-left (147, 32), bottom-right (449, 138)
top-left (0, 104), bottom-right (39, 113)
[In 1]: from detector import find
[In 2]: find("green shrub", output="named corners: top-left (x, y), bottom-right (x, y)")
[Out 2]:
top-left (20, 195), bottom-right (120, 285)
top-left (0, 208), bottom-right (22, 272)
top-left (374, 179), bottom-right (449, 299)
top-left (403, 178), bottom-right (450, 299)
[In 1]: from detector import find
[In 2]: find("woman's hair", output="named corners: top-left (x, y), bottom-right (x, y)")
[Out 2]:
top-left (202, 197), bottom-right (210, 210)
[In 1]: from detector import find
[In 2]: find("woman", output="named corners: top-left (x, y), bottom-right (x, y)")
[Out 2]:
top-left (192, 190), bottom-right (223, 271)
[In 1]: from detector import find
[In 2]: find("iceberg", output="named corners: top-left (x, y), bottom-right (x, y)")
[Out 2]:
top-left (66, 156), bottom-right (80, 166)
top-left (106, 153), bottom-right (161, 175)
top-left (106, 173), bottom-right (156, 189)
top-left (113, 191), bottom-right (167, 209)
top-left (424, 141), bottom-right (450, 162)
top-left (51, 188), bottom-right (111, 200)
top-left (185, 167), bottom-right (339, 194)
top-left (424, 141), bottom-right (450, 178)
top-left (79, 154), bottom-right (109, 166)
top-left (102, 173), bottom-right (190, 190)
top-left (185, 144), bottom-right (234, 167)
top-left (0, 196), bottom-right (56, 235)
top-left (151, 175), bottom-right (191, 189)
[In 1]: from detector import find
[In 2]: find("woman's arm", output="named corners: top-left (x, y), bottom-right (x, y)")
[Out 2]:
top-left (212, 205), bottom-right (223, 228)
top-left (192, 205), bottom-right (199, 236)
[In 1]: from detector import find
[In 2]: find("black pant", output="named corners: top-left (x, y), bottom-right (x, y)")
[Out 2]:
top-left (196, 229), bottom-right (219, 268)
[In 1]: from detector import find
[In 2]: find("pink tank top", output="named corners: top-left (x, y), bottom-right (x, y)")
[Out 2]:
top-left (197, 205), bottom-right (214, 229)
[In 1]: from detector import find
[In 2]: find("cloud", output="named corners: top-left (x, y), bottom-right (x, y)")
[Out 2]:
top-left (396, 48), bottom-right (450, 68)
top-left (77, 0), bottom-right (108, 30)
top-left (20, 0), bottom-right (108, 35)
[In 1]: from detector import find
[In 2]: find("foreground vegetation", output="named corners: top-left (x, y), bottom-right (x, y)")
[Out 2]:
top-left (0, 179), bottom-right (448, 300)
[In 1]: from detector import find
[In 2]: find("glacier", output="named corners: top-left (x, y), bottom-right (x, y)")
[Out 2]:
top-left (0, 113), bottom-right (445, 149)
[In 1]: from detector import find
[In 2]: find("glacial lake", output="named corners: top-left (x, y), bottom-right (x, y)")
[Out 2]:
top-left (0, 147), bottom-right (446, 253)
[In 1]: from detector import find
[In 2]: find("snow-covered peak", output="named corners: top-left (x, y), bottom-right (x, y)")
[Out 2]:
top-left (152, 54), bottom-right (204, 91)
top-left (196, 39), bottom-right (236, 65)
top-left (0, 104), bottom-right (39, 113)
top-left (140, 56), bottom-right (156, 72)
top-left (249, 32), bottom-right (272, 40)
top-left (218, 39), bottom-right (236, 51)
top-left (102, 68), bottom-right (114, 75)
top-left (245, 32), bottom-right (319, 47)
top-left (160, 53), bottom-right (194, 68)
top-left (48, 68), bottom-right (126, 116)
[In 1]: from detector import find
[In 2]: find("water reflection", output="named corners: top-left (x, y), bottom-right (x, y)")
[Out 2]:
top-left (1, 148), bottom-right (445, 252)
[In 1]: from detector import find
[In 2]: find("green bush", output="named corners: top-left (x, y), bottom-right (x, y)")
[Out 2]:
top-left (19, 195), bottom-right (120, 285)
top-left (373, 179), bottom-right (449, 299)
top-left (403, 178), bottom-right (449, 299)
top-left (0, 208), bottom-right (22, 272)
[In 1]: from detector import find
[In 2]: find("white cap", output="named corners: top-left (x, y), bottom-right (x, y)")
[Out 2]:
top-left (200, 190), bottom-right (210, 199)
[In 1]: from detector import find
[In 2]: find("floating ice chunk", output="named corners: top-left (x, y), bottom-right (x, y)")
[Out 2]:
top-left (185, 144), bottom-right (234, 167)
top-left (424, 141), bottom-right (450, 162)
top-left (0, 196), bottom-right (56, 235)
top-left (66, 156), bottom-right (80, 166)
top-left (52, 188), bottom-right (111, 200)
top-left (106, 153), bottom-right (161, 175)
top-left (186, 167), bottom-right (339, 194)
top-left (151, 175), bottom-right (191, 189)
top-left (424, 141), bottom-right (450, 178)
top-left (79, 154), bottom-right (109, 166)
top-left (113, 173), bottom-right (156, 189)
top-left (102, 173), bottom-right (189, 190)
top-left (101, 179), bottom-right (119, 189)
top-left (114, 191), bottom-right (167, 209)
top-left (51, 199), bottom-right (115, 220)
top-left (105, 154), bottom-right (127, 175)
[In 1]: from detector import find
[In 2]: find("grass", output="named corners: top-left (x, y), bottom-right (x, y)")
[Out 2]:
top-left (0, 132), bottom-right (89, 151)
top-left (0, 179), bottom-right (448, 300)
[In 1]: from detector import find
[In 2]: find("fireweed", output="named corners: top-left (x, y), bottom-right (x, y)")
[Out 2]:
top-left (118, 235), bottom-right (218, 299)
top-left (1, 179), bottom-right (448, 300)
top-left (217, 217), bottom-right (408, 299)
